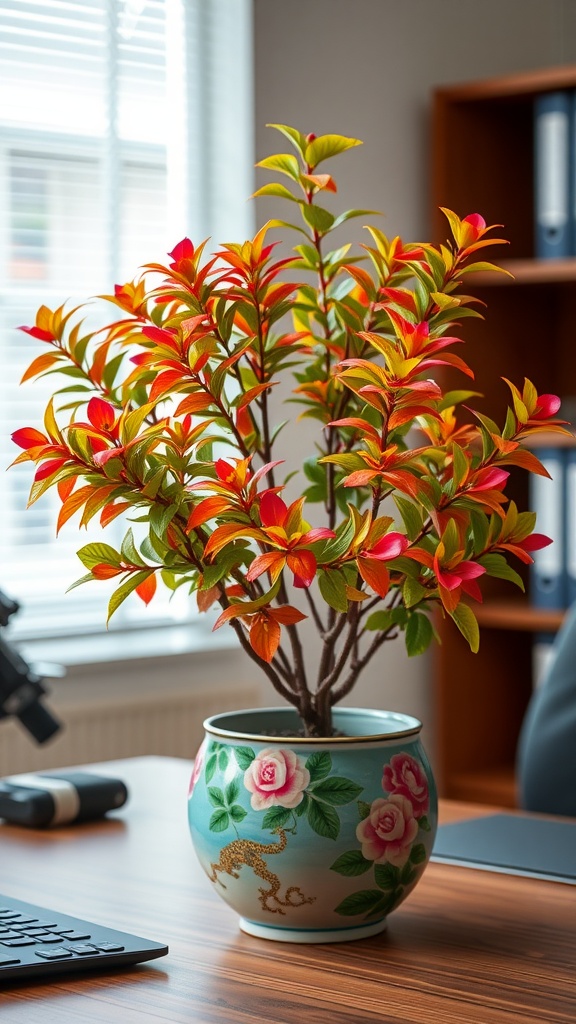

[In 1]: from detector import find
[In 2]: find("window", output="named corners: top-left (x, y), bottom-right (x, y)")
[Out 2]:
top-left (0, 0), bottom-right (254, 640)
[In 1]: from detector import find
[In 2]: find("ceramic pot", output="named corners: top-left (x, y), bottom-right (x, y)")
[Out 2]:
top-left (188, 706), bottom-right (437, 943)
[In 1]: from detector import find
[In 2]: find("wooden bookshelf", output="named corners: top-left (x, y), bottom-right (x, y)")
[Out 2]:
top-left (431, 66), bottom-right (576, 807)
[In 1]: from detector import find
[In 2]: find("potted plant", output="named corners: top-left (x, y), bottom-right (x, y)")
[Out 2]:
top-left (12, 125), bottom-right (566, 941)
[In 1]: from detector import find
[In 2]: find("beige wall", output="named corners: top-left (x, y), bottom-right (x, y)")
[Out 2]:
top-left (251, 0), bottom-right (575, 758)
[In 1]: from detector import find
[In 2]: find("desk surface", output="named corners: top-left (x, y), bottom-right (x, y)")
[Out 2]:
top-left (1, 756), bottom-right (575, 1024)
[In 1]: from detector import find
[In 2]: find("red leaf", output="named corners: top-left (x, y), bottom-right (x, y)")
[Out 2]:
top-left (259, 491), bottom-right (287, 528)
top-left (246, 551), bottom-right (285, 583)
top-left (12, 427), bottom-right (48, 450)
top-left (286, 549), bottom-right (316, 588)
top-left (87, 397), bottom-right (116, 431)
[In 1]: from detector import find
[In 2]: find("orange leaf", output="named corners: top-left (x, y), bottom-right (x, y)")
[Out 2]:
top-left (92, 563), bottom-right (124, 579)
top-left (56, 485), bottom-right (94, 533)
top-left (175, 393), bottom-right (215, 416)
top-left (20, 352), bottom-right (62, 383)
top-left (187, 496), bottom-right (231, 531)
top-left (135, 573), bottom-right (157, 605)
top-left (100, 501), bottom-right (132, 527)
top-left (197, 585), bottom-right (220, 613)
top-left (357, 557), bottom-right (390, 598)
top-left (271, 605), bottom-right (307, 625)
top-left (149, 369), bottom-right (187, 404)
top-left (249, 614), bottom-right (281, 662)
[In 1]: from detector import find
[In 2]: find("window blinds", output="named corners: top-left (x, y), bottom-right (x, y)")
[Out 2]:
top-left (0, 0), bottom-right (253, 640)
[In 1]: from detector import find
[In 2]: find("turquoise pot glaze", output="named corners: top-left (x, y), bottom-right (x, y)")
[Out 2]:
top-left (188, 707), bottom-right (437, 943)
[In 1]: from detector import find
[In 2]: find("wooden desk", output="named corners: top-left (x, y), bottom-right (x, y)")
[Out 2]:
top-left (1, 756), bottom-right (575, 1023)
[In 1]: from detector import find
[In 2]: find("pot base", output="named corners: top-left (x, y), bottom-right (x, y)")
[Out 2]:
top-left (239, 917), bottom-right (388, 944)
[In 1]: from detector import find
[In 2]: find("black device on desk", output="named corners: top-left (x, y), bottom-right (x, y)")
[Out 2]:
top-left (0, 771), bottom-right (129, 827)
top-left (0, 894), bottom-right (168, 980)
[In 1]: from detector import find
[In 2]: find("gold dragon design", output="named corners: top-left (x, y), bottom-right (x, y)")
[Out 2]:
top-left (208, 827), bottom-right (316, 915)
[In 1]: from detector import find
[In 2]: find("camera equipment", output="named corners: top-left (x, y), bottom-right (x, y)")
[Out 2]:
top-left (0, 589), bottom-right (61, 744)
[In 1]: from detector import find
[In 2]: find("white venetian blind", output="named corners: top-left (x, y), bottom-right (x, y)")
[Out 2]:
top-left (0, 0), bottom-right (254, 640)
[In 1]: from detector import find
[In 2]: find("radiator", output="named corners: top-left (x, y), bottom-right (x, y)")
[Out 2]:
top-left (0, 682), bottom-right (261, 775)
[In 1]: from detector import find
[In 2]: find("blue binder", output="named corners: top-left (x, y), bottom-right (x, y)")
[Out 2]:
top-left (529, 447), bottom-right (565, 608)
top-left (534, 91), bottom-right (571, 259)
top-left (566, 447), bottom-right (576, 604)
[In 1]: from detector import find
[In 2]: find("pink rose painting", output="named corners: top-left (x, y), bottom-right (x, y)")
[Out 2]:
top-left (244, 748), bottom-right (310, 811)
top-left (382, 752), bottom-right (429, 818)
top-left (356, 793), bottom-right (418, 867)
top-left (189, 739), bottom-right (206, 796)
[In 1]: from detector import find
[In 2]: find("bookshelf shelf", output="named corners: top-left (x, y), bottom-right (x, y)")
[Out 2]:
top-left (431, 65), bottom-right (576, 808)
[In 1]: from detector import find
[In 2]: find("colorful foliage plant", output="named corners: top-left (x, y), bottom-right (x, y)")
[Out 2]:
top-left (11, 125), bottom-right (569, 736)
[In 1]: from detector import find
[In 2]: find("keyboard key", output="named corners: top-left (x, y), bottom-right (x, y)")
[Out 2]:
top-left (57, 930), bottom-right (91, 941)
top-left (35, 949), bottom-right (73, 960)
top-left (92, 942), bottom-right (125, 953)
top-left (24, 929), bottom-right (50, 937)
top-left (2, 937), bottom-right (36, 947)
top-left (0, 954), bottom-right (22, 966)
top-left (0, 911), bottom-right (19, 918)
top-left (31, 920), bottom-right (58, 929)
top-left (37, 934), bottom-right (69, 944)
top-left (0, 930), bottom-right (22, 939)
top-left (9, 916), bottom-right (37, 925)
top-left (67, 944), bottom-right (99, 956)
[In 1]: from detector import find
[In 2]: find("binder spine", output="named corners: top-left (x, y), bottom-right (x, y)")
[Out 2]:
top-left (534, 91), bottom-right (571, 259)
top-left (565, 447), bottom-right (576, 605)
top-left (529, 448), bottom-right (565, 609)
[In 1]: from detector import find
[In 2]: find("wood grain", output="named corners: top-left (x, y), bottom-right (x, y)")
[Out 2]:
top-left (1, 758), bottom-right (575, 1023)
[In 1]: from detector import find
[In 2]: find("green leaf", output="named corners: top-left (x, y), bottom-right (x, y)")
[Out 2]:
top-left (266, 124), bottom-right (307, 156)
top-left (409, 842), bottom-right (427, 865)
top-left (400, 863), bottom-right (418, 886)
top-left (294, 793), bottom-right (309, 817)
top-left (330, 850), bottom-right (373, 877)
top-left (229, 804), bottom-right (248, 823)
top-left (393, 494), bottom-right (423, 541)
top-left (374, 862), bottom-right (400, 890)
top-left (478, 552), bottom-right (524, 590)
top-left (253, 182), bottom-right (298, 202)
top-left (234, 746), bottom-right (256, 770)
top-left (205, 753), bottom-right (217, 783)
top-left (107, 571), bottom-right (153, 622)
top-left (449, 602), bottom-right (480, 653)
top-left (207, 786), bottom-right (226, 808)
top-left (300, 203), bottom-right (335, 234)
top-left (419, 815), bottom-right (431, 832)
top-left (225, 780), bottom-right (240, 806)
top-left (310, 776), bottom-right (363, 805)
top-left (333, 889), bottom-right (384, 917)
top-left (120, 528), bottom-right (146, 567)
top-left (405, 611), bottom-right (434, 657)
top-left (77, 542), bottom-right (122, 571)
top-left (365, 607), bottom-right (408, 633)
top-left (304, 133), bottom-right (362, 168)
top-left (357, 800), bottom-right (372, 820)
top-left (318, 569), bottom-right (348, 613)
top-left (402, 577), bottom-right (427, 609)
top-left (307, 798), bottom-right (340, 840)
top-left (218, 748), bottom-right (229, 771)
top-left (306, 750), bottom-right (332, 783)
top-left (262, 806), bottom-right (292, 830)
top-left (209, 809), bottom-right (230, 833)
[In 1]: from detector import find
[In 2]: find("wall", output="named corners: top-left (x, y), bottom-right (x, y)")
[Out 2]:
top-left (252, 0), bottom-right (575, 758)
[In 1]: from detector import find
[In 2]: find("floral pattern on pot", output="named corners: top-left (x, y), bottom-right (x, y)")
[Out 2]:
top-left (330, 751), bottom-right (432, 921)
top-left (244, 748), bottom-right (311, 811)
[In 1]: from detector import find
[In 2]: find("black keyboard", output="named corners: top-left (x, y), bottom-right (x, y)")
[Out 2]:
top-left (0, 893), bottom-right (168, 981)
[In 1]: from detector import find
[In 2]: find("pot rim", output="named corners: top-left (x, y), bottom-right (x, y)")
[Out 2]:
top-left (203, 706), bottom-right (422, 744)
